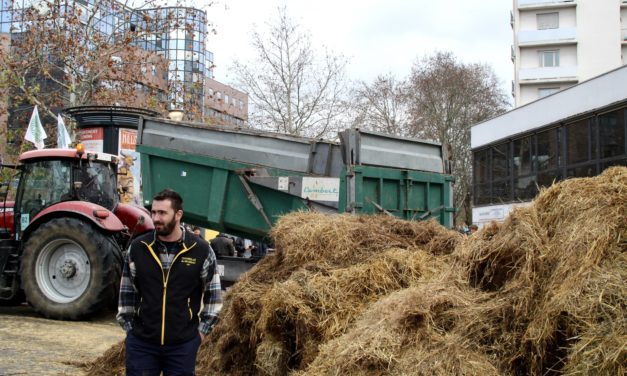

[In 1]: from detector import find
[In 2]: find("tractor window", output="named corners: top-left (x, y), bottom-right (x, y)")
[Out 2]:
top-left (19, 160), bottom-right (72, 223)
top-left (0, 172), bottom-right (19, 202)
top-left (74, 161), bottom-right (118, 210)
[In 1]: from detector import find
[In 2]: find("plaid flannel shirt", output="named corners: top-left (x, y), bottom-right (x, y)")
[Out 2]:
top-left (116, 226), bottom-right (223, 335)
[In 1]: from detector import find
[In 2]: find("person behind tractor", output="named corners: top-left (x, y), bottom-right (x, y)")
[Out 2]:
top-left (116, 189), bottom-right (222, 375)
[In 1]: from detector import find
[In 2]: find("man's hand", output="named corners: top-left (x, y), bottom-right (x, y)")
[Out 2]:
top-left (199, 332), bottom-right (205, 341)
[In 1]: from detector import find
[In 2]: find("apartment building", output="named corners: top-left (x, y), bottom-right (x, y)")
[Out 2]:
top-left (511, 0), bottom-right (626, 106)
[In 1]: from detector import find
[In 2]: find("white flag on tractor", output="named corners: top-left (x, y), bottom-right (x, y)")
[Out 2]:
top-left (57, 114), bottom-right (72, 148)
top-left (24, 105), bottom-right (47, 150)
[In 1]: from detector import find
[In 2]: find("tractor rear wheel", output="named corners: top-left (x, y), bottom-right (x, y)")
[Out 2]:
top-left (21, 217), bottom-right (122, 320)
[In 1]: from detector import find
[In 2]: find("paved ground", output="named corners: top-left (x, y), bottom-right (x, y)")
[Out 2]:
top-left (0, 304), bottom-right (124, 376)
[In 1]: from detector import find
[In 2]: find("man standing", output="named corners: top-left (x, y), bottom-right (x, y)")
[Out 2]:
top-left (210, 233), bottom-right (237, 257)
top-left (117, 189), bottom-right (222, 375)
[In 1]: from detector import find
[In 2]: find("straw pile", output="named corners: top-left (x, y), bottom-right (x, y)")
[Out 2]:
top-left (87, 166), bottom-right (626, 376)
top-left (197, 214), bottom-right (463, 375)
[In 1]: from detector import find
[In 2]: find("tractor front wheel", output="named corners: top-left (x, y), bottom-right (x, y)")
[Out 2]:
top-left (21, 217), bottom-right (121, 320)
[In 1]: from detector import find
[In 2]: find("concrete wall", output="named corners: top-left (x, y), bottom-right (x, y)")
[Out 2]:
top-left (519, 44), bottom-right (577, 68)
top-left (519, 83), bottom-right (565, 104)
top-left (518, 7), bottom-right (576, 30)
top-left (577, 1), bottom-right (621, 79)
top-left (472, 65), bottom-right (627, 149)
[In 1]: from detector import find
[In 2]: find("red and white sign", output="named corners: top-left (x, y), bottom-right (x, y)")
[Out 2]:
top-left (78, 127), bottom-right (104, 153)
top-left (119, 128), bottom-right (137, 151)
top-left (118, 129), bottom-right (142, 206)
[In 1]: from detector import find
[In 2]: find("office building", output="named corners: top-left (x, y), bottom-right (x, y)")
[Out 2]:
top-left (511, 0), bottom-right (627, 106)
top-left (471, 66), bottom-right (627, 226)
top-left (128, 5), bottom-right (248, 124)
top-left (0, 0), bottom-right (248, 159)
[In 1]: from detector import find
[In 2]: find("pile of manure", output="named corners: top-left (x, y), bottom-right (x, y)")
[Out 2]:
top-left (86, 166), bottom-right (626, 376)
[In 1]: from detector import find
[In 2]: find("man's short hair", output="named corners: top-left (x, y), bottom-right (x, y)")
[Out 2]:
top-left (153, 189), bottom-right (183, 212)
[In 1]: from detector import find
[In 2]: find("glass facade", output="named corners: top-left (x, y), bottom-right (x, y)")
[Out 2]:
top-left (1, 1), bottom-right (215, 118)
top-left (1, 0), bottom-right (121, 34)
top-left (131, 6), bottom-right (213, 114)
top-left (473, 106), bottom-right (627, 205)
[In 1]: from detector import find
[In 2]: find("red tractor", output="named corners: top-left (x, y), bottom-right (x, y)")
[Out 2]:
top-left (0, 145), bottom-right (153, 319)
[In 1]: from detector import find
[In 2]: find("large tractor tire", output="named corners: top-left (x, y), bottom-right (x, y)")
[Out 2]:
top-left (20, 217), bottom-right (122, 320)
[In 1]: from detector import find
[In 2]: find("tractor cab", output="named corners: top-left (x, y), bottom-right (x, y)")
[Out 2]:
top-left (12, 146), bottom-right (119, 239)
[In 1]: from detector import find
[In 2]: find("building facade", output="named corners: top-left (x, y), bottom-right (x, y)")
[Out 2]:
top-left (511, 0), bottom-right (627, 106)
top-left (130, 7), bottom-right (212, 118)
top-left (471, 66), bottom-right (627, 227)
top-left (127, 5), bottom-right (248, 124)
top-left (204, 78), bottom-right (248, 127)
top-left (0, 0), bottom-right (248, 158)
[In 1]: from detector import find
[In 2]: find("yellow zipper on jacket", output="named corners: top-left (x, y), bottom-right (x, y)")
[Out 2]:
top-left (143, 240), bottom-right (196, 345)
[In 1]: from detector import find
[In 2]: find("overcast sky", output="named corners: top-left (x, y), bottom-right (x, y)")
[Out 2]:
top-left (205, 0), bottom-right (513, 94)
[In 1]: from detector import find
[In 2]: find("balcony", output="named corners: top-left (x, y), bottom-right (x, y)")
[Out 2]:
top-left (518, 27), bottom-right (577, 46)
top-left (518, 0), bottom-right (576, 9)
top-left (622, 28), bottom-right (627, 43)
top-left (519, 66), bottom-right (577, 82)
top-left (511, 45), bottom-right (516, 62)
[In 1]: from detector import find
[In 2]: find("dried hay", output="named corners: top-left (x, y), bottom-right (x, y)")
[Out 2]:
top-left (453, 166), bottom-right (627, 374)
top-left (89, 167), bottom-right (626, 376)
top-left (298, 280), bottom-right (501, 376)
top-left (196, 214), bottom-right (460, 375)
top-left (84, 339), bottom-right (125, 376)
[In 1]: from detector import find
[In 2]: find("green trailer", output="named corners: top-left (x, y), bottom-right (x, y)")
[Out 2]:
top-left (137, 117), bottom-right (455, 284)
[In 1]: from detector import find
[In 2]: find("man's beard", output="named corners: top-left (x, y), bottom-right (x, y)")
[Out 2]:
top-left (155, 218), bottom-right (177, 236)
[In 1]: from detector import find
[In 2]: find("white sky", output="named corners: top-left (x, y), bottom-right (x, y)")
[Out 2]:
top-left (203, 0), bottom-right (513, 95)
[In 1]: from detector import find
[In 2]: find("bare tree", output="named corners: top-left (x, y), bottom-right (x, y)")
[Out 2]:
top-left (231, 7), bottom-right (349, 138)
top-left (406, 51), bottom-right (509, 224)
top-left (0, 0), bottom-right (171, 153)
top-left (349, 73), bottom-right (410, 135)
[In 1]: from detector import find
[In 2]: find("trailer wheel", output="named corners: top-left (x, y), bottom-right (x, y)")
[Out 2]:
top-left (21, 217), bottom-right (121, 320)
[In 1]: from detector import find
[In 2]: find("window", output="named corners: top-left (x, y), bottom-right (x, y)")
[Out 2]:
top-left (536, 128), bottom-right (558, 172)
top-left (472, 105), bottom-right (627, 207)
top-left (566, 119), bottom-right (591, 164)
top-left (598, 110), bottom-right (626, 159)
top-left (539, 50), bottom-right (559, 67)
top-left (513, 137), bottom-right (532, 177)
top-left (538, 87), bottom-right (560, 98)
top-left (492, 143), bottom-right (509, 180)
top-left (474, 149), bottom-right (490, 184)
top-left (537, 12), bottom-right (559, 30)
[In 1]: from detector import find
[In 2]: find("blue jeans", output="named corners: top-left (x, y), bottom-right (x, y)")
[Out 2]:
top-left (125, 331), bottom-right (202, 376)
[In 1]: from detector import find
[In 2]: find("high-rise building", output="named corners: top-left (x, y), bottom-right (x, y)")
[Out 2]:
top-left (129, 6), bottom-right (248, 125)
top-left (511, 0), bottom-right (626, 106)
top-left (130, 7), bottom-right (212, 117)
